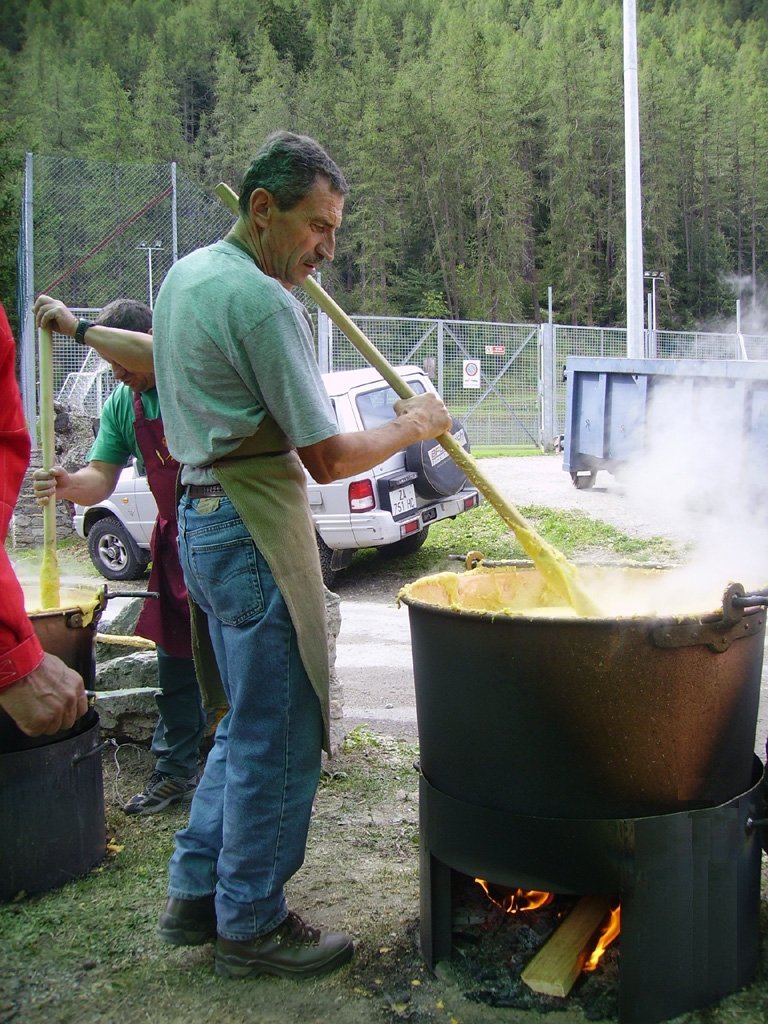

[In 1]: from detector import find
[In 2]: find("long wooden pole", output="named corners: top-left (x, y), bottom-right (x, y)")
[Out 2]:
top-left (38, 325), bottom-right (60, 608)
top-left (214, 183), bottom-right (600, 616)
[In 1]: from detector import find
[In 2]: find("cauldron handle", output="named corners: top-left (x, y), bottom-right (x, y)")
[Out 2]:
top-left (72, 739), bottom-right (113, 765)
top-left (652, 583), bottom-right (766, 652)
top-left (731, 591), bottom-right (768, 609)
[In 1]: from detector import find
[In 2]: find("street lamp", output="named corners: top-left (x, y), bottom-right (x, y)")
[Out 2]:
top-left (643, 270), bottom-right (665, 332)
top-left (136, 240), bottom-right (163, 309)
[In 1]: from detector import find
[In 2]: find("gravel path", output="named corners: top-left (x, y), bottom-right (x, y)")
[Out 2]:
top-left (476, 455), bottom-right (690, 540)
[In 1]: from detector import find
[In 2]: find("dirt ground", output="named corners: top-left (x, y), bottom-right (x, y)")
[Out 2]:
top-left (2, 729), bottom-right (767, 1024)
top-left (1, 729), bottom-right (768, 1024)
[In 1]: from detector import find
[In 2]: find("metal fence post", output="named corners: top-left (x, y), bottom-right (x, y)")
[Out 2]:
top-left (437, 319), bottom-right (444, 396)
top-left (171, 161), bottom-right (179, 264)
top-left (20, 152), bottom-right (37, 447)
top-left (645, 291), bottom-right (657, 357)
top-left (317, 307), bottom-right (331, 372)
top-left (540, 320), bottom-right (556, 449)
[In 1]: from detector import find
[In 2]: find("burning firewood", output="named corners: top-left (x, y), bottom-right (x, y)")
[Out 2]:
top-left (520, 895), bottom-right (613, 998)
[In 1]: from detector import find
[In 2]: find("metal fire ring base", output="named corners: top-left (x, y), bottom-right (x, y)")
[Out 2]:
top-left (419, 756), bottom-right (766, 1024)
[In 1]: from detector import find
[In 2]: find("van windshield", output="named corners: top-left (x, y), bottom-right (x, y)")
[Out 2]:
top-left (355, 381), bottom-right (426, 430)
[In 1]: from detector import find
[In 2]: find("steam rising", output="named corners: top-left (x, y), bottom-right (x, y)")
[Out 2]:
top-left (617, 372), bottom-right (768, 607)
top-left (720, 276), bottom-right (768, 340)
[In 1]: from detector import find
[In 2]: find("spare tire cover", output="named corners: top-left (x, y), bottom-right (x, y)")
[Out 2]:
top-left (405, 417), bottom-right (471, 499)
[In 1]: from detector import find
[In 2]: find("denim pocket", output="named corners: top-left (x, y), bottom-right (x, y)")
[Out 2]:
top-left (188, 532), bottom-right (265, 626)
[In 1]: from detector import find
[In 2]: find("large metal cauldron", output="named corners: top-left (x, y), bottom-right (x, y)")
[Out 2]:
top-left (400, 565), bottom-right (766, 819)
top-left (0, 587), bottom-right (109, 900)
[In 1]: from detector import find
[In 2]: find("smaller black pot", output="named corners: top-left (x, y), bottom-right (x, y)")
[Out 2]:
top-left (0, 709), bottom-right (106, 901)
top-left (0, 584), bottom-right (155, 754)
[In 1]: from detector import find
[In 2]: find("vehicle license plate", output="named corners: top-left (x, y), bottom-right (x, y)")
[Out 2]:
top-left (391, 484), bottom-right (417, 518)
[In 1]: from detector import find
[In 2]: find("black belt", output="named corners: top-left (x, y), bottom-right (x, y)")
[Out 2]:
top-left (186, 483), bottom-right (226, 497)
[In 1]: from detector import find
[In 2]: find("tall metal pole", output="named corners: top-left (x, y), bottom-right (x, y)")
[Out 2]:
top-left (171, 161), bottom-right (179, 264)
top-left (137, 241), bottom-right (163, 309)
top-left (21, 152), bottom-right (38, 447)
top-left (147, 248), bottom-right (154, 309)
top-left (624, 0), bottom-right (645, 358)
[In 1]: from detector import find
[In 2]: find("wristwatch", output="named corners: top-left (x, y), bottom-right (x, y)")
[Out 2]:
top-left (74, 318), bottom-right (96, 345)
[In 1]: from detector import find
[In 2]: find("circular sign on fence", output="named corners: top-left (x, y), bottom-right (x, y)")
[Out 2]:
top-left (463, 359), bottom-right (481, 389)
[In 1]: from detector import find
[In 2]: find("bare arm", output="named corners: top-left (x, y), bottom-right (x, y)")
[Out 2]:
top-left (298, 392), bottom-right (452, 484)
top-left (32, 461), bottom-right (123, 507)
top-left (33, 294), bottom-right (154, 372)
top-left (0, 653), bottom-right (87, 736)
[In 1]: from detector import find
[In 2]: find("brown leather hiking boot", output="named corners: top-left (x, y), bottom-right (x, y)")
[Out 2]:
top-left (215, 912), bottom-right (354, 979)
top-left (157, 895), bottom-right (217, 946)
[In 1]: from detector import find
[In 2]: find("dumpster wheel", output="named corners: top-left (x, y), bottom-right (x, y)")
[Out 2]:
top-left (570, 471), bottom-right (596, 490)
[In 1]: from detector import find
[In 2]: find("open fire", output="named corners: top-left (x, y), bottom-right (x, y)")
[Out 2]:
top-left (475, 879), bottom-right (621, 988)
top-left (474, 879), bottom-right (553, 915)
top-left (584, 903), bottom-right (621, 972)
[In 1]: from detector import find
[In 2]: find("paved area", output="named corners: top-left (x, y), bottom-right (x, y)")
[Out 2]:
top-left (337, 600), bottom-right (418, 737)
top-left (468, 456), bottom-right (694, 543)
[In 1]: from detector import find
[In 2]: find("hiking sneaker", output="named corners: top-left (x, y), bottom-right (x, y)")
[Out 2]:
top-left (123, 770), bottom-right (197, 815)
top-left (215, 911), bottom-right (354, 979)
top-left (157, 895), bottom-right (217, 946)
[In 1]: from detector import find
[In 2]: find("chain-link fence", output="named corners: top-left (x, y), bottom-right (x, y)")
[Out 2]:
top-left (49, 309), bottom-right (104, 415)
top-left (17, 154), bottom-right (236, 440)
top-left (23, 156), bottom-right (232, 308)
top-left (18, 153), bottom-right (768, 451)
top-left (552, 325), bottom-right (629, 443)
top-left (34, 305), bottom-right (768, 451)
top-left (324, 316), bottom-right (542, 446)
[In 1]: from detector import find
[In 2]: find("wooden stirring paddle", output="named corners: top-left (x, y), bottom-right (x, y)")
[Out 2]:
top-left (38, 325), bottom-right (61, 608)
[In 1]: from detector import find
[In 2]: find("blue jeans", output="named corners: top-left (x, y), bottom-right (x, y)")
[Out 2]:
top-left (152, 647), bottom-right (207, 779)
top-left (170, 494), bottom-right (323, 940)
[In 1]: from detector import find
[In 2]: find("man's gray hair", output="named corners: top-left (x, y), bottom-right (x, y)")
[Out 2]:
top-left (239, 131), bottom-right (348, 215)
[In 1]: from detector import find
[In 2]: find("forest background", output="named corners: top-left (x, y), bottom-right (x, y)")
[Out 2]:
top-left (1, 0), bottom-right (767, 336)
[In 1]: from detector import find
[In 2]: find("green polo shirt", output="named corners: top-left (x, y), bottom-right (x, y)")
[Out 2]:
top-left (88, 384), bottom-right (161, 474)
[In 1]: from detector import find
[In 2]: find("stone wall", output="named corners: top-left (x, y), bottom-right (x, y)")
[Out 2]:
top-left (94, 589), bottom-right (347, 756)
top-left (12, 405), bottom-right (97, 547)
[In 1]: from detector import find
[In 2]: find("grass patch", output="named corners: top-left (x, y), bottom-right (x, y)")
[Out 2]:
top-left (320, 726), bottom-right (420, 802)
top-left (470, 445), bottom-right (541, 458)
top-left (8, 535), bottom-right (99, 575)
top-left (339, 499), bottom-right (680, 600)
top-left (407, 501), bottom-right (679, 572)
top-left (517, 506), bottom-right (679, 561)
